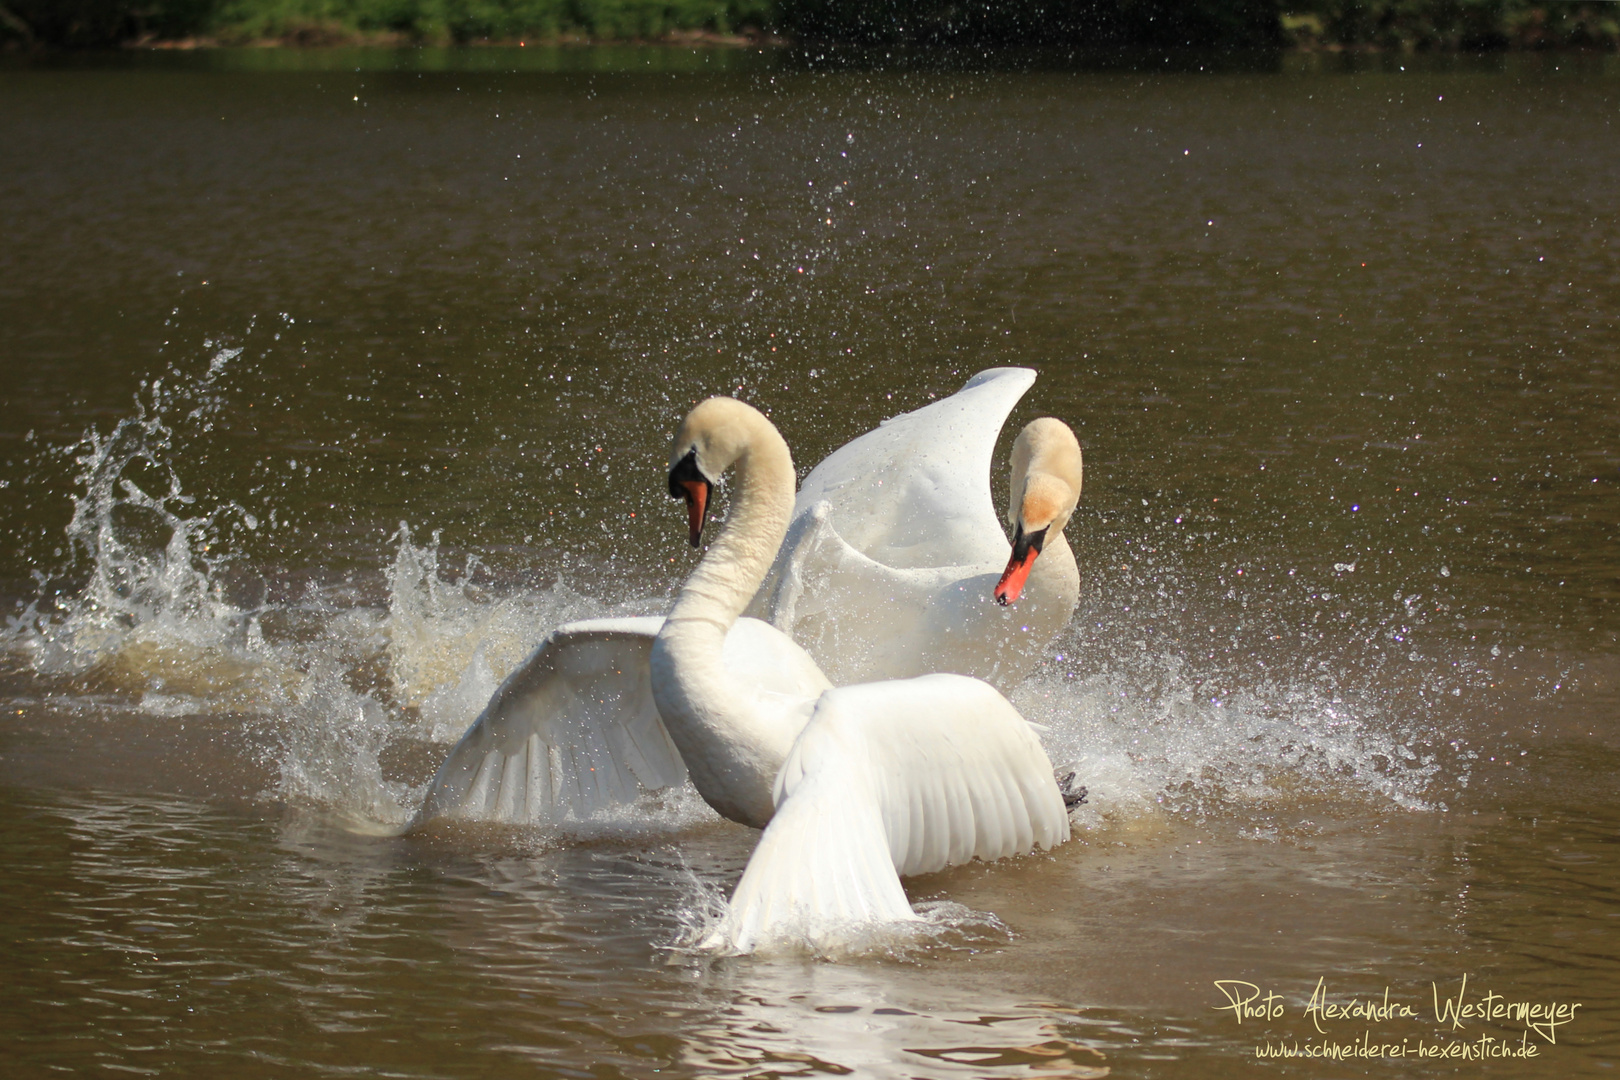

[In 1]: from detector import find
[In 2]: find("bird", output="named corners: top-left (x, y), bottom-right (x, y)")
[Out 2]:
top-left (412, 399), bottom-right (1074, 951)
top-left (649, 397), bottom-right (1071, 951)
top-left (414, 370), bottom-right (1082, 830)
top-left (749, 367), bottom-right (1082, 690)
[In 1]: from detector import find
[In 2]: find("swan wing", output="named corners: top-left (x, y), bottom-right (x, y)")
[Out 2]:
top-left (761, 515), bottom-right (980, 684)
top-left (705, 674), bottom-right (1069, 953)
top-left (790, 367), bottom-right (1035, 571)
top-left (414, 616), bottom-right (685, 826)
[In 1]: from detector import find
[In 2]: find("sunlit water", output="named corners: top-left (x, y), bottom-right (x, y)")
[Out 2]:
top-left (1, 47), bottom-right (1616, 1076)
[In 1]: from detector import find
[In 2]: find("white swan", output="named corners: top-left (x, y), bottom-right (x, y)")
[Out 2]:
top-left (750, 367), bottom-right (1083, 690)
top-left (655, 398), bottom-right (1069, 949)
top-left (417, 399), bottom-right (1070, 950)
top-left (414, 369), bottom-right (1081, 828)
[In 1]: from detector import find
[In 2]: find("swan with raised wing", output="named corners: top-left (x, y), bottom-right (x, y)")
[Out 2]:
top-left (414, 370), bottom-right (1082, 829)
top-left (750, 367), bottom-right (1082, 690)
top-left (657, 398), bottom-right (1071, 949)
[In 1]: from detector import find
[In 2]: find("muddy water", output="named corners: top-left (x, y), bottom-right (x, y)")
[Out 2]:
top-left (1, 47), bottom-right (1616, 1077)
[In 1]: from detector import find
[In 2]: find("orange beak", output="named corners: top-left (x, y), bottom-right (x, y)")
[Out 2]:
top-left (994, 524), bottom-right (1047, 605)
top-left (680, 479), bottom-right (709, 547)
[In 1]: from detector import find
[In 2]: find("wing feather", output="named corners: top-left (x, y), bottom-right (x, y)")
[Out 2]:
top-left (413, 617), bottom-right (683, 826)
top-left (790, 367), bottom-right (1034, 570)
top-left (749, 368), bottom-right (1035, 632)
top-left (703, 674), bottom-right (1070, 953)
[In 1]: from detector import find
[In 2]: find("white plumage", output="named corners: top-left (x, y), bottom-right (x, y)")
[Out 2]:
top-left (414, 615), bottom-right (825, 826)
top-left (654, 398), bottom-right (1067, 950)
top-left (416, 370), bottom-right (1081, 832)
top-left (750, 366), bottom-right (1082, 690)
top-left (416, 398), bottom-right (1072, 952)
top-left (711, 675), bottom-right (1067, 952)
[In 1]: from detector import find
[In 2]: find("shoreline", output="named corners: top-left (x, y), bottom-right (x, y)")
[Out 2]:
top-left (3, 0), bottom-right (1616, 54)
top-left (11, 35), bottom-right (1616, 57)
top-left (126, 26), bottom-right (788, 51)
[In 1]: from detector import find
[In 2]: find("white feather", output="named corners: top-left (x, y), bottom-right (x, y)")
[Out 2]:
top-left (414, 616), bottom-right (677, 824)
top-left (750, 367), bottom-right (1081, 690)
top-left (705, 674), bottom-right (1070, 953)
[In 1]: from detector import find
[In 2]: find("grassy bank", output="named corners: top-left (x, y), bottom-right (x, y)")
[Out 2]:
top-left (1, 0), bottom-right (1616, 50)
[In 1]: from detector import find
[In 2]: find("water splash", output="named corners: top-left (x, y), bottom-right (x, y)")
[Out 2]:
top-left (2, 344), bottom-right (1479, 844)
top-left (0, 354), bottom-right (418, 826)
top-left (0, 358), bottom-right (680, 833)
top-left (383, 523), bottom-right (605, 740)
top-left (5, 351), bottom-right (255, 678)
top-left (1016, 655), bottom-right (1445, 831)
top-left (665, 856), bottom-right (1013, 961)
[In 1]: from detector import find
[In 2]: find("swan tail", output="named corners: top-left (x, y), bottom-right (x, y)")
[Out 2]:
top-left (413, 617), bottom-right (686, 827)
top-left (703, 675), bottom-right (1070, 954)
top-left (702, 750), bottom-right (913, 954)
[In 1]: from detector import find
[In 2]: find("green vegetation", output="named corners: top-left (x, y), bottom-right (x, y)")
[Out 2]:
top-left (1282, 0), bottom-right (1620, 50)
top-left (0, 0), bottom-right (771, 46)
top-left (0, 0), bottom-right (1615, 50)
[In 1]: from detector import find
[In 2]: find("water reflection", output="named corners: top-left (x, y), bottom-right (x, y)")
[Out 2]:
top-left (4, 738), bottom-right (1616, 1076)
top-left (677, 961), bottom-right (1122, 1079)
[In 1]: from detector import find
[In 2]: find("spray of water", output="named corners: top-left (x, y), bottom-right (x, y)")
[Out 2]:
top-left (5, 351), bottom-right (255, 679)
top-left (663, 851), bottom-right (1014, 962)
top-left (4, 349), bottom-right (1475, 851)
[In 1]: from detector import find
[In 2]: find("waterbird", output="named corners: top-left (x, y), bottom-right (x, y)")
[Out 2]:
top-left (751, 367), bottom-right (1082, 690)
top-left (651, 397), bottom-right (1072, 950)
top-left (414, 370), bottom-right (1083, 831)
top-left (414, 399), bottom-right (1075, 950)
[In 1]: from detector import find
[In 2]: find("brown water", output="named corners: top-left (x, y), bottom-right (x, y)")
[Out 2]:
top-left (1, 46), bottom-right (1616, 1077)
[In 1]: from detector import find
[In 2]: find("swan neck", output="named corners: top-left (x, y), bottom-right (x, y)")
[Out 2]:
top-left (653, 408), bottom-right (799, 828)
top-left (669, 421), bottom-right (795, 629)
top-left (1006, 451), bottom-right (1031, 529)
top-left (1032, 526), bottom-right (1075, 582)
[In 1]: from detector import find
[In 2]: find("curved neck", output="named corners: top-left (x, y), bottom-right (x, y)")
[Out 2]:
top-left (668, 421), bottom-right (796, 631)
top-left (652, 410), bottom-right (800, 828)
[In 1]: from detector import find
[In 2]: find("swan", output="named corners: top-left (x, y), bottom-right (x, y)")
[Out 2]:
top-left (416, 398), bottom-right (1071, 950)
top-left (656, 397), bottom-right (1070, 949)
top-left (750, 367), bottom-right (1083, 690)
top-left (413, 369), bottom-right (1081, 828)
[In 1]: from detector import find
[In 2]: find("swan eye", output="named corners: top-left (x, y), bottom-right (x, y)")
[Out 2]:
top-left (668, 449), bottom-right (706, 499)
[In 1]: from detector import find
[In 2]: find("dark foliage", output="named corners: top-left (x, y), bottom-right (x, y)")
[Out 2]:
top-left (776, 0), bottom-right (1284, 48)
top-left (1283, 1), bottom-right (1620, 50)
top-left (2, 0), bottom-right (217, 45)
top-left (0, 0), bottom-right (1613, 50)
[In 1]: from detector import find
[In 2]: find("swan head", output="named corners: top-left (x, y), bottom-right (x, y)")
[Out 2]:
top-left (667, 397), bottom-right (776, 547)
top-left (995, 417), bottom-right (1083, 605)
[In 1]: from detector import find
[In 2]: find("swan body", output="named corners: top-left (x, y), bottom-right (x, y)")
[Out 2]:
top-left (750, 367), bottom-right (1082, 690)
top-left (416, 398), bottom-right (1070, 952)
top-left (652, 397), bottom-right (1069, 949)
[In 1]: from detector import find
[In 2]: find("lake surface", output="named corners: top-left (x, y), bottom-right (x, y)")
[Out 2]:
top-left (1, 45), bottom-right (1616, 1077)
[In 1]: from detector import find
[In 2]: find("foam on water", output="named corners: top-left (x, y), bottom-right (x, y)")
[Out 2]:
top-left (665, 853), bottom-right (1014, 962)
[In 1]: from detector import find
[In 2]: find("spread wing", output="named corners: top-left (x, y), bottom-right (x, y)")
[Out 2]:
top-left (702, 674), bottom-right (1070, 953)
top-left (789, 367), bottom-right (1035, 571)
top-left (413, 616), bottom-right (684, 826)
